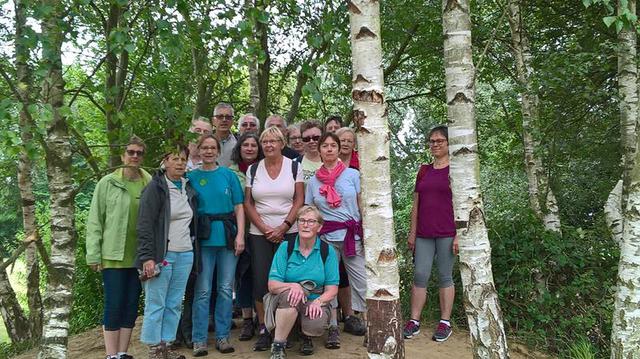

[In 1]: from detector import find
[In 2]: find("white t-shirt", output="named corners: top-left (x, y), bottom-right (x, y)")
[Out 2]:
top-left (246, 157), bottom-right (304, 235)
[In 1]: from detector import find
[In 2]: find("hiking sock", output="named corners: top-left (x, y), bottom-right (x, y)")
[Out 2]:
top-left (439, 319), bottom-right (451, 327)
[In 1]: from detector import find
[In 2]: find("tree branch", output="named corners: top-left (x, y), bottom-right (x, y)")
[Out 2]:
top-left (69, 125), bottom-right (101, 175)
top-left (68, 55), bottom-right (107, 107)
top-left (65, 88), bottom-right (106, 114)
top-left (476, 1), bottom-right (509, 76)
top-left (384, 23), bottom-right (420, 79)
top-left (387, 88), bottom-right (444, 104)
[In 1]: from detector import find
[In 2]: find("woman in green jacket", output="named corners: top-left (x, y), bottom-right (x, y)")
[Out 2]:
top-left (86, 136), bottom-right (151, 359)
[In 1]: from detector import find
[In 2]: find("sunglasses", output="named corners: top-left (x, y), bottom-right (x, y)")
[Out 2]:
top-left (302, 135), bottom-right (321, 143)
top-left (126, 149), bottom-right (144, 157)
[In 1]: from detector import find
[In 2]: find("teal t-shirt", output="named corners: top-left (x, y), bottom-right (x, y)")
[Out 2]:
top-left (268, 236), bottom-right (340, 300)
top-left (187, 167), bottom-right (244, 246)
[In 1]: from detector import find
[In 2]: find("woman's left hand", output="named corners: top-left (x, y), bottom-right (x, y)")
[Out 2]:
top-left (235, 235), bottom-right (245, 256)
top-left (306, 300), bottom-right (323, 320)
top-left (268, 224), bottom-right (287, 243)
top-left (453, 236), bottom-right (459, 255)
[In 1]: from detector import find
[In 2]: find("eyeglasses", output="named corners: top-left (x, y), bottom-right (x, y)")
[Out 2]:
top-left (215, 114), bottom-right (233, 121)
top-left (126, 150), bottom-right (144, 157)
top-left (302, 135), bottom-right (321, 143)
top-left (298, 218), bottom-right (319, 226)
top-left (241, 122), bottom-right (257, 128)
top-left (261, 139), bottom-right (282, 145)
top-left (289, 136), bottom-right (302, 141)
top-left (429, 139), bottom-right (447, 146)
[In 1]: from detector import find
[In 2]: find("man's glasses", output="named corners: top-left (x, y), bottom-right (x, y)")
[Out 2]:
top-left (215, 114), bottom-right (233, 121)
top-left (298, 218), bottom-right (319, 226)
top-left (289, 136), bottom-right (302, 142)
top-left (126, 150), bottom-right (144, 157)
top-left (241, 122), bottom-right (257, 127)
top-left (302, 135), bottom-right (321, 143)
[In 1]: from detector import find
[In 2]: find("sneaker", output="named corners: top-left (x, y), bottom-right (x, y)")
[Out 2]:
top-left (432, 322), bottom-right (452, 342)
top-left (118, 355), bottom-right (133, 359)
top-left (343, 315), bottom-right (366, 336)
top-left (147, 344), bottom-right (164, 359)
top-left (216, 337), bottom-right (235, 353)
top-left (254, 326), bottom-right (272, 351)
top-left (324, 325), bottom-right (340, 349)
top-left (403, 320), bottom-right (421, 339)
top-left (239, 318), bottom-right (255, 341)
top-left (270, 342), bottom-right (287, 359)
top-left (299, 334), bottom-right (314, 355)
top-left (192, 342), bottom-right (208, 357)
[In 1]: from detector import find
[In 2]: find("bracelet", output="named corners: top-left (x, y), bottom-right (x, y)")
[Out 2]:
top-left (283, 219), bottom-right (292, 228)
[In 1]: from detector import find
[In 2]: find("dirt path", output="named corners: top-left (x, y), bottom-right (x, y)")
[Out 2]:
top-left (14, 318), bottom-right (548, 358)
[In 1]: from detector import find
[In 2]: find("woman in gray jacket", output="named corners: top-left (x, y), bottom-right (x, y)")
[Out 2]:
top-left (136, 144), bottom-right (199, 359)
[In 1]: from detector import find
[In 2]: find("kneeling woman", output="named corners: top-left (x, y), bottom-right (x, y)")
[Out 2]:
top-left (266, 206), bottom-right (339, 358)
top-left (137, 144), bottom-right (197, 359)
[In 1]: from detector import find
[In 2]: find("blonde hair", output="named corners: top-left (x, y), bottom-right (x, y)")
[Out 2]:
top-left (297, 205), bottom-right (324, 225)
top-left (259, 126), bottom-right (286, 144)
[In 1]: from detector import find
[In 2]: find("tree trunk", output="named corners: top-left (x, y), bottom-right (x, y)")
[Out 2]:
top-left (0, 269), bottom-right (31, 343)
top-left (245, 0), bottom-right (261, 117)
top-left (255, 2), bottom-right (270, 122)
top-left (442, 1), bottom-right (510, 358)
top-left (348, 1), bottom-right (404, 358)
top-left (610, 1), bottom-right (640, 357)
top-left (605, 179), bottom-right (623, 244)
top-left (15, 0), bottom-right (43, 339)
top-left (38, 0), bottom-right (77, 357)
top-left (507, 0), bottom-right (561, 233)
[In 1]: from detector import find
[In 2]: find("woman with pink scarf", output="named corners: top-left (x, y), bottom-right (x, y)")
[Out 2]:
top-left (304, 132), bottom-right (367, 350)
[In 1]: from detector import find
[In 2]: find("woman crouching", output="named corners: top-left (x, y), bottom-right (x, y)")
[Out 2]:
top-left (265, 206), bottom-right (339, 358)
top-left (137, 144), bottom-right (198, 359)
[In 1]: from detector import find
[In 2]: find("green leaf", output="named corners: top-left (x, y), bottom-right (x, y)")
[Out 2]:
top-left (257, 11), bottom-right (270, 24)
top-left (616, 19), bottom-right (624, 33)
top-left (603, 16), bottom-right (617, 27)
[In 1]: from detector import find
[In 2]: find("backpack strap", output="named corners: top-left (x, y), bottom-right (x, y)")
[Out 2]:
top-left (286, 238), bottom-right (329, 264)
top-left (249, 162), bottom-right (259, 187)
top-left (291, 160), bottom-right (299, 181)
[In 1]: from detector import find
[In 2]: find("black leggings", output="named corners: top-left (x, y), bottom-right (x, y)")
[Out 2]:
top-left (249, 232), bottom-right (297, 303)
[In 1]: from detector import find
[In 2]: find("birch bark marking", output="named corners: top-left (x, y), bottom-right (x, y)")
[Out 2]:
top-left (507, 0), bottom-right (561, 233)
top-left (348, 1), bottom-right (404, 358)
top-left (443, 1), bottom-right (510, 358)
top-left (38, 0), bottom-right (77, 357)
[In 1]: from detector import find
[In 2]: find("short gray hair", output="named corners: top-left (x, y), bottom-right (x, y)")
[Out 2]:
top-left (239, 113), bottom-right (260, 128)
top-left (265, 114), bottom-right (287, 128)
top-left (213, 102), bottom-right (234, 117)
top-left (297, 205), bottom-right (324, 225)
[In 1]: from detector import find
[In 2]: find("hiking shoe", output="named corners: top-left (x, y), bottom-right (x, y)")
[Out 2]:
top-left (216, 337), bottom-right (235, 353)
top-left (254, 326), bottom-right (272, 351)
top-left (270, 342), bottom-right (287, 359)
top-left (343, 315), bottom-right (366, 336)
top-left (192, 342), bottom-right (208, 357)
top-left (239, 318), bottom-right (255, 341)
top-left (432, 322), bottom-right (452, 342)
top-left (325, 325), bottom-right (341, 349)
top-left (118, 355), bottom-right (133, 359)
top-left (403, 320), bottom-right (421, 339)
top-left (147, 344), bottom-right (163, 359)
top-left (300, 334), bottom-right (314, 355)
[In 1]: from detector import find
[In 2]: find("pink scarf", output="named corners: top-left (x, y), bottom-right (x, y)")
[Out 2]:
top-left (316, 161), bottom-right (346, 208)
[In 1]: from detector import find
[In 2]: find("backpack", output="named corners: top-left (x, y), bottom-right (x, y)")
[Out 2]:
top-left (286, 238), bottom-right (330, 264)
top-left (249, 159), bottom-right (299, 186)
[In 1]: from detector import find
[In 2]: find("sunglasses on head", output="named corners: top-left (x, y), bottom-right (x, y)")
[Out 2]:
top-left (302, 135), bottom-right (321, 143)
top-left (126, 149), bottom-right (144, 157)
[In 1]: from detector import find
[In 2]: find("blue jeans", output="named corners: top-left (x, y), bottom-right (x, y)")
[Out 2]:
top-left (192, 246), bottom-right (238, 342)
top-left (102, 268), bottom-right (141, 330)
top-left (140, 251), bottom-right (193, 345)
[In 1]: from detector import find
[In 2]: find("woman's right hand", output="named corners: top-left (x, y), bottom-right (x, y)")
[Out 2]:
top-left (287, 283), bottom-right (306, 307)
top-left (143, 260), bottom-right (156, 279)
top-left (89, 263), bottom-right (102, 272)
top-left (408, 234), bottom-right (416, 251)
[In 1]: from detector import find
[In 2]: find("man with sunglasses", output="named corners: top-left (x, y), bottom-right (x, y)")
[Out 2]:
top-left (212, 103), bottom-right (238, 167)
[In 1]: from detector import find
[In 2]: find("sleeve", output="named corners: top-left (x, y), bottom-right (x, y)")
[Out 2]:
top-left (229, 171), bottom-right (244, 205)
top-left (304, 178), bottom-right (314, 205)
top-left (85, 178), bottom-right (107, 264)
top-left (414, 165), bottom-right (427, 192)
top-left (268, 242), bottom-right (289, 282)
top-left (295, 160), bottom-right (304, 183)
top-left (323, 245), bottom-right (340, 286)
top-left (136, 184), bottom-right (161, 265)
top-left (352, 170), bottom-right (361, 194)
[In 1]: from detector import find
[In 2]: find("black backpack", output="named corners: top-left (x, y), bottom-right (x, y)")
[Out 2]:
top-left (286, 238), bottom-right (330, 264)
top-left (249, 159), bottom-right (299, 186)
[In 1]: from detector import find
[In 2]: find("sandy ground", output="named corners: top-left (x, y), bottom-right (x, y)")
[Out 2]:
top-left (14, 318), bottom-right (549, 359)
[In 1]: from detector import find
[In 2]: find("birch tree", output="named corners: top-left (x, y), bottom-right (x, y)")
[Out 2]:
top-left (443, 0), bottom-right (509, 357)
top-left (507, 0), bottom-right (561, 233)
top-left (348, 1), bottom-right (404, 358)
top-left (38, 0), bottom-right (77, 357)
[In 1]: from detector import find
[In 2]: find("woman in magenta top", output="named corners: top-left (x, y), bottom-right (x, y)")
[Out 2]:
top-left (403, 125), bottom-right (458, 343)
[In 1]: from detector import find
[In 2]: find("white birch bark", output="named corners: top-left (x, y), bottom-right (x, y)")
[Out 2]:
top-left (348, 1), bottom-right (404, 358)
top-left (38, 1), bottom-right (77, 357)
top-left (443, 1), bottom-right (510, 358)
top-left (507, 0), bottom-right (561, 233)
top-left (605, 179), bottom-right (623, 244)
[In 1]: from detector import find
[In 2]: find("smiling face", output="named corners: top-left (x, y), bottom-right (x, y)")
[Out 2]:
top-left (320, 136), bottom-right (340, 163)
top-left (121, 144), bottom-right (145, 168)
top-left (164, 151), bottom-right (188, 179)
top-left (198, 137), bottom-right (219, 165)
top-left (261, 133), bottom-right (284, 158)
top-left (288, 127), bottom-right (304, 153)
top-left (240, 137), bottom-right (259, 162)
top-left (338, 131), bottom-right (355, 155)
top-left (428, 131), bottom-right (449, 160)
top-left (302, 127), bottom-right (322, 155)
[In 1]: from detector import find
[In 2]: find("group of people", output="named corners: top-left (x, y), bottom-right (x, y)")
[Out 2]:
top-left (86, 102), bottom-right (458, 359)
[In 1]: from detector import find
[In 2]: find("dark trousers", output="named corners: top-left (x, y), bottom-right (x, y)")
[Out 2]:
top-left (102, 268), bottom-right (141, 331)
top-left (249, 232), bottom-right (297, 303)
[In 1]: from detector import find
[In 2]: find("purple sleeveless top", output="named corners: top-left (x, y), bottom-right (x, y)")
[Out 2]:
top-left (414, 164), bottom-right (456, 238)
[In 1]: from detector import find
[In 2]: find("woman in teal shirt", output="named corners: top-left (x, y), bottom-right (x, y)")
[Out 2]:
top-left (187, 134), bottom-right (245, 355)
